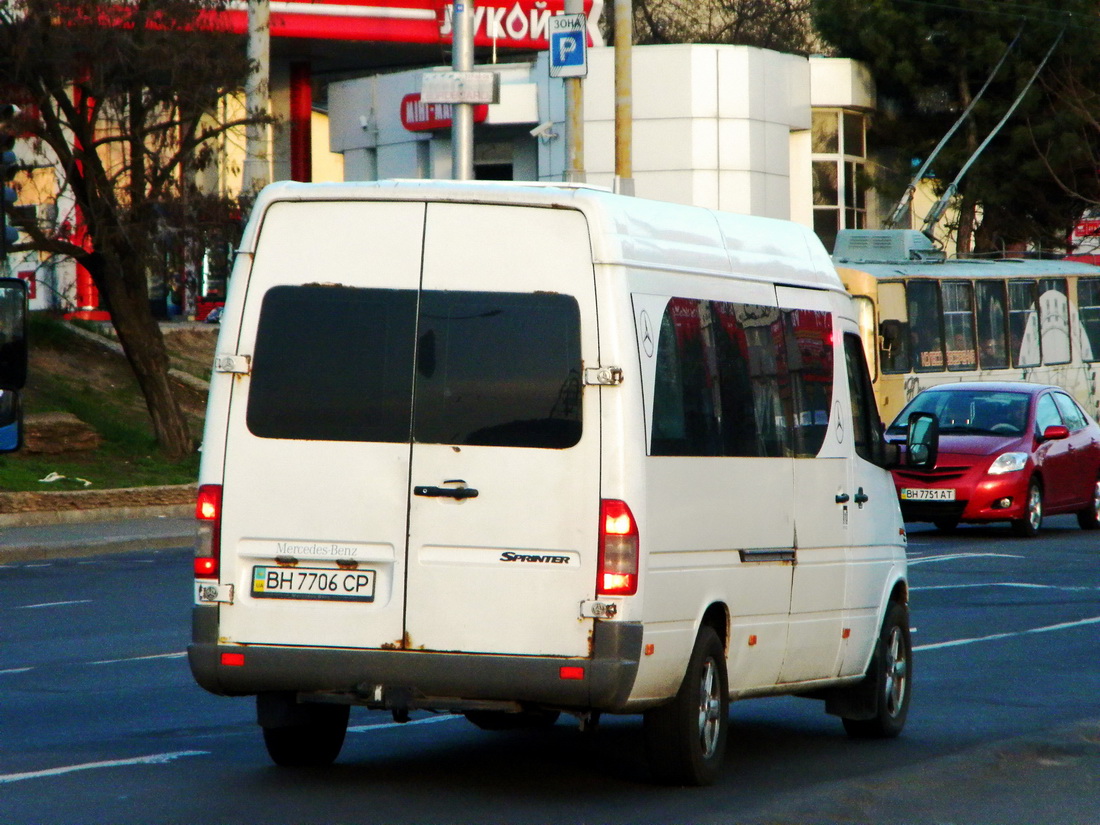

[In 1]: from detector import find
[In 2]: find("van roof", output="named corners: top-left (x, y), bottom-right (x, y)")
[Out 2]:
top-left (243, 180), bottom-right (845, 293)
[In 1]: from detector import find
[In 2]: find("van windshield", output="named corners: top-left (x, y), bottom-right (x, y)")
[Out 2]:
top-left (247, 285), bottom-right (582, 449)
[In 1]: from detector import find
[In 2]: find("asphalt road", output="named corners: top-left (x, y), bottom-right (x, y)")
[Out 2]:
top-left (1, 516), bottom-right (1098, 824)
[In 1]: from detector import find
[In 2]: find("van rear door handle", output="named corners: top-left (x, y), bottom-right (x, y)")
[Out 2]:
top-left (414, 485), bottom-right (479, 500)
top-left (854, 487), bottom-right (870, 504)
top-left (835, 492), bottom-right (850, 503)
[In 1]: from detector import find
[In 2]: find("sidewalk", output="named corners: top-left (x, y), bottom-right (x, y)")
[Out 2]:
top-left (0, 500), bottom-right (194, 563)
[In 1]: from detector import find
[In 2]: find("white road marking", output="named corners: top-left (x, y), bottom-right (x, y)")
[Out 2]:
top-left (0, 751), bottom-right (208, 785)
top-left (915, 615), bottom-right (1100, 651)
top-left (87, 652), bottom-right (187, 666)
top-left (908, 553), bottom-right (1023, 565)
top-left (0, 667), bottom-right (32, 675)
top-left (913, 582), bottom-right (1097, 592)
top-left (15, 600), bottom-right (92, 609)
top-left (348, 715), bottom-right (461, 734)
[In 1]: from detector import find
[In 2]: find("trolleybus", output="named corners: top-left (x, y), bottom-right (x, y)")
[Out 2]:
top-left (834, 229), bottom-right (1100, 424)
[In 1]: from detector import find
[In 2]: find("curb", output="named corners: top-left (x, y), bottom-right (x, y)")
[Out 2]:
top-left (0, 529), bottom-right (195, 564)
top-left (0, 502), bottom-right (193, 528)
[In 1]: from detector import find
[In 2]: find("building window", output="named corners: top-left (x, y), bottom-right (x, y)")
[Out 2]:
top-left (812, 109), bottom-right (868, 252)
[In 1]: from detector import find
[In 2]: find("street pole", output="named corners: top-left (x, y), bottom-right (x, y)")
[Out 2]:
top-left (563, 0), bottom-right (585, 183)
top-left (613, 0), bottom-right (634, 195)
top-left (243, 0), bottom-right (271, 201)
top-left (451, 1), bottom-right (475, 181)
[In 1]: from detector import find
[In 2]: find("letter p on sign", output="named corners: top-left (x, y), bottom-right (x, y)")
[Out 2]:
top-left (548, 14), bottom-right (587, 78)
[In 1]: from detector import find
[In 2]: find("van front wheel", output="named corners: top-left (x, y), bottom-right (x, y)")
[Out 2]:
top-left (842, 601), bottom-right (911, 739)
top-left (643, 625), bottom-right (728, 786)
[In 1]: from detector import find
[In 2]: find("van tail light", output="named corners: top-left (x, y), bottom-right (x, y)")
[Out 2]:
top-left (598, 499), bottom-right (638, 596)
top-left (195, 484), bottom-right (222, 579)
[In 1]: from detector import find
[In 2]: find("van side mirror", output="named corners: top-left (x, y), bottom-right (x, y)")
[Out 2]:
top-left (906, 412), bottom-right (938, 469)
top-left (0, 277), bottom-right (28, 391)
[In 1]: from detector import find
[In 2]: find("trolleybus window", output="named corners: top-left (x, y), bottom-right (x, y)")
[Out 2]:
top-left (1008, 281), bottom-right (1040, 367)
top-left (1080, 277), bottom-right (1100, 361)
top-left (1039, 278), bottom-right (1070, 365)
top-left (975, 281), bottom-right (1009, 369)
top-left (907, 280), bottom-right (944, 371)
top-left (942, 281), bottom-right (976, 371)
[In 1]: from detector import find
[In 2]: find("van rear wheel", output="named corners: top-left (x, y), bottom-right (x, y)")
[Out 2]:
top-left (259, 697), bottom-right (349, 767)
top-left (643, 625), bottom-right (728, 786)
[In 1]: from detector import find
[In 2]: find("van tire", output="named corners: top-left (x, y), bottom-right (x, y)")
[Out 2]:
top-left (260, 701), bottom-right (349, 767)
top-left (643, 625), bottom-right (728, 786)
top-left (842, 601), bottom-right (911, 739)
top-left (464, 709), bottom-right (560, 730)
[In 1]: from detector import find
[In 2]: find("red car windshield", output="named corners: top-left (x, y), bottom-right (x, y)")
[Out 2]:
top-left (889, 390), bottom-right (1031, 436)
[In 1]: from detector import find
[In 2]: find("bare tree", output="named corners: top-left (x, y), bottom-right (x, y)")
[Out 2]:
top-left (626, 0), bottom-right (814, 53)
top-left (0, 0), bottom-right (270, 460)
top-left (1033, 58), bottom-right (1100, 207)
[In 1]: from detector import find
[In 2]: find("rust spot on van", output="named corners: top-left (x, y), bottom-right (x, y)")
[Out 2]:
top-left (335, 559), bottom-right (359, 570)
top-left (378, 632), bottom-right (413, 651)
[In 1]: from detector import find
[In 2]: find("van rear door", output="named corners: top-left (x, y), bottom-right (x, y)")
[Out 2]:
top-left (218, 200), bottom-right (425, 651)
top-left (217, 199), bottom-right (600, 659)
top-left (403, 203), bottom-right (600, 656)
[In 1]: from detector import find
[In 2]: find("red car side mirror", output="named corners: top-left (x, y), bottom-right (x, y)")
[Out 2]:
top-left (1040, 424), bottom-right (1070, 442)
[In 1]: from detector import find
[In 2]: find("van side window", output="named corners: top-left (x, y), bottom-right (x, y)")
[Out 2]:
top-left (247, 286), bottom-right (582, 448)
top-left (844, 332), bottom-right (879, 462)
top-left (650, 298), bottom-right (833, 458)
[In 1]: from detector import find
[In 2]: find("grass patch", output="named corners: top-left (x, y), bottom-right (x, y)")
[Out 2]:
top-left (0, 313), bottom-right (205, 492)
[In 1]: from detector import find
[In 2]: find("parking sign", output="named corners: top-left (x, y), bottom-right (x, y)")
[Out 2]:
top-left (548, 14), bottom-right (587, 78)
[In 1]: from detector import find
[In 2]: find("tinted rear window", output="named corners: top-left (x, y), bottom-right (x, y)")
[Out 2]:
top-left (247, 286), bottom-right (582, 448)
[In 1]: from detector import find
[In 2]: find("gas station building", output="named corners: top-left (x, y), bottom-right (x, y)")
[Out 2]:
top-left (8, 1), bottom-right (878, 313)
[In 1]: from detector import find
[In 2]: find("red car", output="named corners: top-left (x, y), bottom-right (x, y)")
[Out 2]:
top-left (887, 382), bottom-right (1100, 536)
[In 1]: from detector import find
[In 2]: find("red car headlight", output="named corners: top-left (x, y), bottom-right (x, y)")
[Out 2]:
top-left (988, 452), bottom-right (1028, 475)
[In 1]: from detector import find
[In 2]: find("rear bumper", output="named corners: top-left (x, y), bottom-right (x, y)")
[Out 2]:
top-left (188, 606), bottom-right (643, 713)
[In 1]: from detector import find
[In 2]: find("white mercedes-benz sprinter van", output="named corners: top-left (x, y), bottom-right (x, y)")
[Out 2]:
top-left (190, 180), bottom-right (917, 786)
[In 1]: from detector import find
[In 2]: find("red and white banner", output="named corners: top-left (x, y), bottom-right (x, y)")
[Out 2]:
top-left (215, 1), bottom-right (604, 49)
top-left (400, 93), bottom-right (489, 131)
